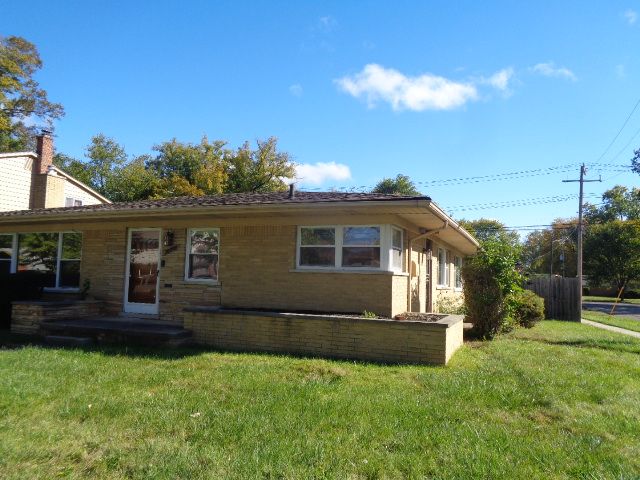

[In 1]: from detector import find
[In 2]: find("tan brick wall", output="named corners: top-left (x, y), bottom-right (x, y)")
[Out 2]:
top-left (220, 224), bottom-right (396, 317)
top-left (184, 309), bottom-right (463, 365)
top-left (11, 300), bottom-right (103, 335)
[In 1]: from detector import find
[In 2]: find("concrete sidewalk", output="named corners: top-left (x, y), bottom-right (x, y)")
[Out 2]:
top-left (581, 319), bottom-right (640, 339)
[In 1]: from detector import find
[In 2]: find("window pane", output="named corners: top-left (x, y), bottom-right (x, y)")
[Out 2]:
top-left (0, 234), bottom-right (12, 260)
top-left (74, 200), bottom-right (83, 206)
top-left (17, 233), bottom-right (59, 288)
top-left (300, 228), bottom-right (335, 246)
top-left (392, 249), bottom-right (403, 270)
top-left (300, 246), bottom-right (335, 266)
top-left (190, 230), bottom-right (219, 254)
top-left (343, 227), bottom-right (380, 246)
top-left (189, 254), bottom-right (218, 280)
top-left (342, 247), bottom-right (380, 267)
top-left (59, 260), bottom-right (81, 288)
top-left (65, 197), bottom-right (74, 207)
top-left (392, 228), bottom-right (402, 249)
top-left (62, 232), bottom-right (82, 260)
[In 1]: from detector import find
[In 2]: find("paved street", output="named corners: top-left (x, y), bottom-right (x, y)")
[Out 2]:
top-left (583, 302), bottom-right (640, 321)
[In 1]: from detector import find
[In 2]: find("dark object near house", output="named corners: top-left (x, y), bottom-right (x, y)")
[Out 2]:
top-left (0, 271), bottom-right (48, 329)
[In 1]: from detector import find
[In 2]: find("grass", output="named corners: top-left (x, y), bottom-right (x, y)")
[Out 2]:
top-left (1, 322), bottom-right (639, 479)
top-left (583, 295), bottom-right (640, 304)
top-left (582, 310), bottom-right (640, 333)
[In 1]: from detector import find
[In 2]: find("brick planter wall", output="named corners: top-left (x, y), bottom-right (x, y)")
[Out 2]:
top-left (184, 308), bottom-right (464, 365)
top-left (11, 300), bottom-right (103, 335)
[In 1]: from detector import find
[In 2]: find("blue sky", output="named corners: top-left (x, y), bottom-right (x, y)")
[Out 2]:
top-left (2, 1), bottom-right (639, 230)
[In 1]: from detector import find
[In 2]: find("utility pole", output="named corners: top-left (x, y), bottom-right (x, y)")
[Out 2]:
top-left (562, 164), bottom-right (601, 302)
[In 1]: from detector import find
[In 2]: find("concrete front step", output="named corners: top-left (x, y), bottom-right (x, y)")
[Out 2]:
top-left (40, 317), bottom-right (194, 347)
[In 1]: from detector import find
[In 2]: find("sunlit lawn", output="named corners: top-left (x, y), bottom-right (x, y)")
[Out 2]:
top-left (1, 321), bottom-right (639, 479)
top-left (582, 309), bottom-right (640, 333)
top-left (583, 295), bottom-right (640, 305)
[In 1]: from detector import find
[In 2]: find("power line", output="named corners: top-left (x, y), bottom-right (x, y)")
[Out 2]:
top-left (303, 163), bottom-right (629, 192)
top-left (594, 96), bottom-right (640, 164)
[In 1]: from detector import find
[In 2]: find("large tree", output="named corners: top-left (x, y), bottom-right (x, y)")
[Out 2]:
top-left (458, 218), bottom-right (520, 248)
top-left (521, 218), bottom-right (578, 277)
top-left (0, 36), bottom-right (64, 151)
top-left (584, 220), bottom-right (640, 298)
top-left (585, 185), bottom-right (640, 223)
top-left (226, 137), bottom-right (294, 193)
top-left (372, 174), bottom-right (421, 195)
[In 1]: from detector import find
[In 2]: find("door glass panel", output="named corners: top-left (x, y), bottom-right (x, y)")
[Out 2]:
top-left (127, 230), bottom-right (160, 304)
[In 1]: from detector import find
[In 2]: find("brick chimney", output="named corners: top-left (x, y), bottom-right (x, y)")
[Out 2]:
top-left (35, 131), bottom-right (54, 174)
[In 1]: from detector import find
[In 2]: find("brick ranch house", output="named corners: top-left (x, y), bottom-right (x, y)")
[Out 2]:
top-left (0, 190), bottom-right (479, 364)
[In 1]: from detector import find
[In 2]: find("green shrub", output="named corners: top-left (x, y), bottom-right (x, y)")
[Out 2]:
top-left (461, 258), bottom-right (505, 339)
top-left (509, 290), bottom-right (545, 328)
top-left (362, 310), bottom-right (377, 319)
top-left (462, 239), bottom-right (523, 340)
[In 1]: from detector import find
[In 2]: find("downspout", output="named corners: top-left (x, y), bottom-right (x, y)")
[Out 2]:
top-left (407, 221), bottom-right (448, 313)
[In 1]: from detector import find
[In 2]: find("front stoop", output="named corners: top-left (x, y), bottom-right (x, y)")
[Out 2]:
top-left (39, 317), bottom-right (194, 347)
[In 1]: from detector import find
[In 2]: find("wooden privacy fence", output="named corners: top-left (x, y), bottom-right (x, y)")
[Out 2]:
top-left (525, 277), bottom-right (581, 321)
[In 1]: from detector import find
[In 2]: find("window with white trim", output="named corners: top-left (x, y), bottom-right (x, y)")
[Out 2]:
top-left (186, 228), bottom-right (219, 281)
top-left (297, 225), bottom-right (387, 270)
top-left (65, 197), bottom-right (83, 207)
top-left (342, 226), bottom-right (380, 268)
top-left (16, 232), bottom-right (83, 289)
top-left (437, 248), bottom-right (449, 286)
top-left (454, 256), bottom-right (463, 289)
top-left (0, 234), bottom-right (14, 276)
top-left (391, 227), bottom-right (403, 271)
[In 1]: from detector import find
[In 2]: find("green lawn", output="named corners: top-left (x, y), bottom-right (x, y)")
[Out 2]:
top-left (1, 322), bottom-right (639, 479)
top-left (583, 295), bottom-right (640, 304)
top-left (582, 310), bottom-right (640, 333)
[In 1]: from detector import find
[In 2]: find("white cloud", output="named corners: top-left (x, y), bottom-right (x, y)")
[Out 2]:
top-left (624, 9), bottom-right (637, 24)
top-left (295, 162), bottom-right (351, 185)
top-left (484, 67), bottom-right (514, 91)
top-left (530, 62), bottom-right (577, 81)
top-left (318, 15), bottom-right (337, 32)
top-left (335, 64), bottom-right (479, 111)
top-left (289, 84), bottom-right (303, 97)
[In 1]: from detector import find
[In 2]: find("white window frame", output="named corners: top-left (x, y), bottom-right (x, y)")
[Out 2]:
top-left (454, 256), bottom-right (463, 290)
top-left (297, 225), bottom-right (398, 272)
top-left (0, 233), bottom-right (17, 275)
top-left (65, 197), bottom-right (83, 207)
top-left (8, 231), bottom-right (84, 291)
top-left (390, 226), bottom-right (404, 273)
top-left (184, 227), bottom-right (220, 284)
top-left (437, 247), bottom-right (450, 287)
top-left (57, 231), bottom-right (83, 290)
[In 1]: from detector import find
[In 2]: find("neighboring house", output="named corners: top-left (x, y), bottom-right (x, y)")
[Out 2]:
top-left (0, 189), bottom-right (478, 319)
top-left (0, 133), bottom-right (110, 212)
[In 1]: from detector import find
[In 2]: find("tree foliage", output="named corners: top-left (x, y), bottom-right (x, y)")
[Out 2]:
top-left (0, 36), bottom-right (64, 151)
top-left (584, 220), bottom-right (640, 297)
top-left (372, 174), bottom-right (421, 195)
top-left (458, 218), bottom-right (520, 248)
top-left (521, 218), bottom-right (578, 277)
top-left (53, 134), bottom-right (295, 202)
top-left (585, 185), bottom-right (640, 223)
top-left (632, 148), bottom-right (640, 175)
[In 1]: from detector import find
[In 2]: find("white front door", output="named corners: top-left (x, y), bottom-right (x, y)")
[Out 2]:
top-left (124, 228), bottom-right (161, 314)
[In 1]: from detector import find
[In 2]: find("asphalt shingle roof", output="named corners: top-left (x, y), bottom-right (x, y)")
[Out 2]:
top-left (0, 191), bottom-right (431, 218)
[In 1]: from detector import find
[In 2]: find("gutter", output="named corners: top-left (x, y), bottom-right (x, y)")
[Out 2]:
top-left (406, 221), bottom-right (448, 313)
